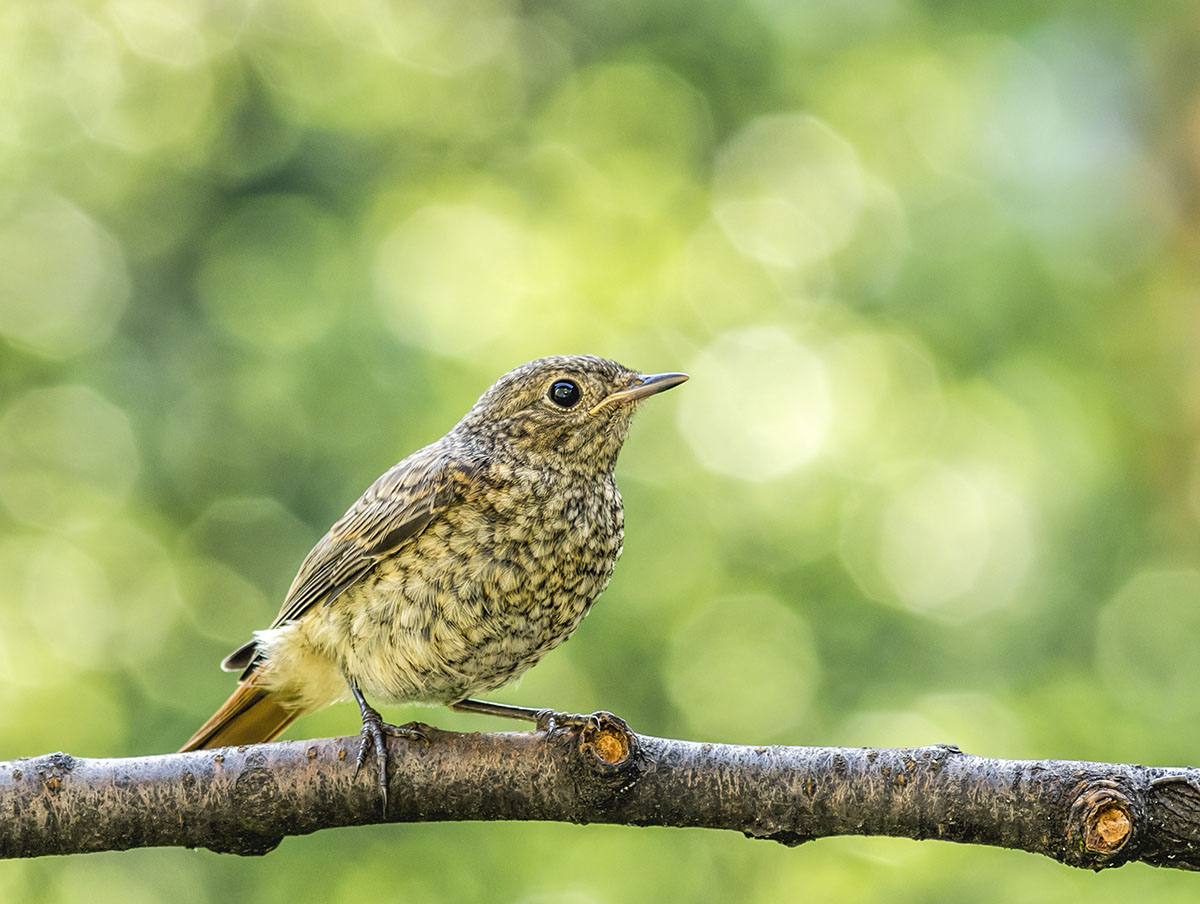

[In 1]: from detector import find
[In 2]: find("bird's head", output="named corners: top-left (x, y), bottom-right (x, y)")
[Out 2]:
top-left (455, 354), bottom-right (687, 474)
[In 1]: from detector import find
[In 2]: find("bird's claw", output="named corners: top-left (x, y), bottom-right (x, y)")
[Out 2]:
top-left (355, 713), bottom-right (389, 812)
top-left (355, 713), bottom-right (430, 813)
top-left (535, 709), bottom-right (601, 734)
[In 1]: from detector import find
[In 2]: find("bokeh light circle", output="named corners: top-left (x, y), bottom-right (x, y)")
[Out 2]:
top-left (678, 327), bottom-right (832, 481)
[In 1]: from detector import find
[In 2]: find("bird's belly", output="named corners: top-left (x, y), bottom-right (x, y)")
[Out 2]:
top-left (322, 518), bottom-right (621, 705)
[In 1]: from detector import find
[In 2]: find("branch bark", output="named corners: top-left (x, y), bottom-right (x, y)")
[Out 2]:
top-left (3, 712), bottom-right (1200, 869)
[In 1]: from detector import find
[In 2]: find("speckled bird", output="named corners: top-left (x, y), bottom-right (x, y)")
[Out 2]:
top-left (180, 355), bottom-right (687, 786)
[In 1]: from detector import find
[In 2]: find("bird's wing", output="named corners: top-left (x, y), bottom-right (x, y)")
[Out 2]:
top-left (222, 444), bottom-right (487, 675)
top-left (273, 447), bottom-right (485, 630)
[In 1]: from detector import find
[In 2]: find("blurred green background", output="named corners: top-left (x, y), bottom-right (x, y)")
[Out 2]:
top-left (3, 0), bottom-right (1200, 899)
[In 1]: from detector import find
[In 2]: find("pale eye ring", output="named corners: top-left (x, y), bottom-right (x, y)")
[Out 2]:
top-left (548, 380), bottom-right (581, 408)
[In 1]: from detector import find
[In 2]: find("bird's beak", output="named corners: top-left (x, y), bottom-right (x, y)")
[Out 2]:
top-left (590, 371), bottom-right (689, 414)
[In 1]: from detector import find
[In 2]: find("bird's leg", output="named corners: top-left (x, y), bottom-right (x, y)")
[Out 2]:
top-left (450, 697), bottom-right (543, 721)
top-left (450, 697), bottom-right (599, 733)
top-left (349, 680), bottom-right (428, 813)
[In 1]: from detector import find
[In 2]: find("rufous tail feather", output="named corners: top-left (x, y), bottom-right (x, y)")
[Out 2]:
top-left (179, 681), bottom-right (299, 751)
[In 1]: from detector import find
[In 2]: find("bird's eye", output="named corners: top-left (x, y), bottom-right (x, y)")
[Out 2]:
top-left (548, 380), bottom-right (581, 408)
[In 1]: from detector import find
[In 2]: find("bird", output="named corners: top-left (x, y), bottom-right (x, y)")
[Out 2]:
top-left (179, 354), bottom-right (687, 800)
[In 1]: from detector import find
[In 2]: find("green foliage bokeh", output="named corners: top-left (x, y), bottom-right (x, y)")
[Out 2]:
top-left (3, 0), bottom-right (1200, 899)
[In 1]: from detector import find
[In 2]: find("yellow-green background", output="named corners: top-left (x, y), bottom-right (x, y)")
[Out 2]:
top-left (3, 0), bottom-right (1200, 900)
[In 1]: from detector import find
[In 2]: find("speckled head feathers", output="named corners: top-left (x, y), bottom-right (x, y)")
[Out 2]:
top-left (455, 355), bottom-right (687, 472)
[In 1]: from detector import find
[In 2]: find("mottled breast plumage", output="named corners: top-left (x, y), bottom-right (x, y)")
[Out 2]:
top-left (335, 457), bottom-right (625, 705)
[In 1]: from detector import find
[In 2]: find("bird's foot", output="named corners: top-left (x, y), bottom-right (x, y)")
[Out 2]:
top-left (535, 709), bottom-right (611, 734)
top-left (354, 709), bottom-right (429, 814)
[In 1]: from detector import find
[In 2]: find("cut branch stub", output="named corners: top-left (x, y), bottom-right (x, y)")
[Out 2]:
top-left (579, 712), bottom-right (636, 770)
top-left (544, 711), bottom-right (645, 810)
top-left (1067, 780), bottom-right (1134, 868)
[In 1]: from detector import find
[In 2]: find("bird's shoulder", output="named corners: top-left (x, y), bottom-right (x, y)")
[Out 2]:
top-left (329, 439), bottom-right (490, 548)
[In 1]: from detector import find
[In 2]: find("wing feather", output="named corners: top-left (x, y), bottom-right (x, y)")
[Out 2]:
top-left (228, 443), bottom-right (485, 677)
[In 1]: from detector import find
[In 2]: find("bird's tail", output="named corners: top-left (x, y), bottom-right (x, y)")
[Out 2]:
top-left (179, 680), bottom-right (299, 752)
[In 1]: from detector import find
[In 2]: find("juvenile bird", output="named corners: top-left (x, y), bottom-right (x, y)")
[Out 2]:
top-left (180, 355), bottom-right (686, 794)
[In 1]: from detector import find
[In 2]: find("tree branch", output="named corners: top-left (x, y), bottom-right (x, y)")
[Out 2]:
top-left (3, 712), bottom-right (1199, 868)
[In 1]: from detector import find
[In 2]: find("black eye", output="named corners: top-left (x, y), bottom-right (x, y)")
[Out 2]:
top-left (548, 380), bottom-right (581, 408)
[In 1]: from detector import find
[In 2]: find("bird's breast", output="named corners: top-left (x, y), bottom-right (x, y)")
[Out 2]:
top-left (329, 466), bottom-right (625, 703)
